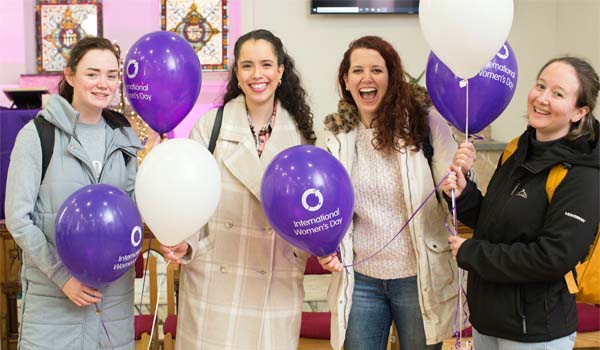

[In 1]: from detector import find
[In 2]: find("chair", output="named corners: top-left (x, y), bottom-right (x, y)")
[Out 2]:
top-left (134, 241), bottom-right (159, 350)
top-left (162, 263), bottom-right (179, 350)
top-left (298, 256), bottom-right (332, 350)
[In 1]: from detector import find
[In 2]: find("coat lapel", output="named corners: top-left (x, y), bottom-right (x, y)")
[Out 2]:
top-left (221, 97), bottom-right (301, 202)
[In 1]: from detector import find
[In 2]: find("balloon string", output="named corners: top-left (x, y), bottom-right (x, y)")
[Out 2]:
top-left (448, 182), bottom-right (470, 349)
top-left (464, 79), bottom-right (470, 141)
top-left (138, 235), bottom-right (153, 311)
top-left (96, 303), bottom-right (112, 347)
top-left (147, 260), bottom-right (170, 350)
top-left (344, 172), bottom-right (450, 268)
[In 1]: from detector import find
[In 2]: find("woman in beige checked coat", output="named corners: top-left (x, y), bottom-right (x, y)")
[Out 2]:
top-left (159, 29), bottom-right (316, 350)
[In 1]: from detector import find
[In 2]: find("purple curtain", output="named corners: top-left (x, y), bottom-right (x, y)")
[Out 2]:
top-left (1, 108), bottom-right (39, 220)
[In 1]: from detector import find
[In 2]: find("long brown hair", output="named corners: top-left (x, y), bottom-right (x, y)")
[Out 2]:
top-left (337, 36), bottom-right (429, 153)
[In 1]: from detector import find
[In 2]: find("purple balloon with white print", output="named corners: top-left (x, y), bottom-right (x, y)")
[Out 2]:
top-left (55, 184), bottom-right (143, 288)
top-left (426, 42), bottom-right (518, 134)
top-left (124, 31), bottom-right (201, 133)
top-left (261, 145), bottom-right (354, 256)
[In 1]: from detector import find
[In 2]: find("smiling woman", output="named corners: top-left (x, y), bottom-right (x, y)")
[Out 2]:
top-left (4, 36), bottom-right (143, 350)
top-left (157, 29), bottom-right (317, 350)
top-left (320, 35), bottom-right (461, 350)
top-left (441, 56), bottom-right (599, 349)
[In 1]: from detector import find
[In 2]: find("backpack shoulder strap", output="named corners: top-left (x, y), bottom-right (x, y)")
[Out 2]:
top-left (501, 136), bottom-right (520, 165)
top-left (546, 164), bottom-right (569, 202)
top-left (33, 117), bottom-right (55, 183)
top-left (208, 106), bottom-right (224, 154)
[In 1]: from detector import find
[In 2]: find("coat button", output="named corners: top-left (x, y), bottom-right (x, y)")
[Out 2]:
top-left (224, 221), bottom-right (233, 229)
top-left (220, 266), bottom-right (228, 273)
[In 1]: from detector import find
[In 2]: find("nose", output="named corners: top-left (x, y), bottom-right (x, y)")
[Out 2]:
top-left (536, 90), bottom-right (550, 104)
top-left (362, 70), bottom-right (374, 81)
top-left (97, 75), bottom-right (108, 89)
top-left (252, 66), bottom-right (262, 79)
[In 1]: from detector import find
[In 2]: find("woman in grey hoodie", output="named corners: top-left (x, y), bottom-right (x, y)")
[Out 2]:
top-left (5, 37), bottom-right (142, 350)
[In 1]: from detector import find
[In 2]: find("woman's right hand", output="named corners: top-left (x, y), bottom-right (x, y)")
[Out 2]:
top-left (318, 253), bottom-right (343, 272)
top-left (159, 241), bottom-right (190, 265)
top-left (442, 164), bottom-right (467, 198)
top-left (453, 141), bottom-right (477, 175)
top-left (62, 277), bottom-right (102, 307)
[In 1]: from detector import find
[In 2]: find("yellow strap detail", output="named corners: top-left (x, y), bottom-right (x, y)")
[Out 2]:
top-left (565, 271), bottom-right (579, 294)
top-left (501, 137), bottom-right (520, 165)
top-left (546, 165), bottom-right (569, 202)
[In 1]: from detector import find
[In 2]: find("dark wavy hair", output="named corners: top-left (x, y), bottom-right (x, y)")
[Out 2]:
top-left (222, 29), bottom-right (316, 144)
top-left (538, 56), bottom-right (599, 142)
top-left (338, 36), bottom-right (429, 153)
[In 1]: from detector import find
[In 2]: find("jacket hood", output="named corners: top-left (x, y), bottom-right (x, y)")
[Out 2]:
top-left (38, 95), bottom-right (80, 135)
top-left (523, 119), bottom-right (600, 171)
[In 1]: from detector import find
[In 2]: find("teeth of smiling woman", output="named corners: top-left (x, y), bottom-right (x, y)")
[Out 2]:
top-left (251, 83), bottom-right (266, 90)
top-left (359, 87), bottom-right (377, 98)
top-left (534, 107), bottom-right (550, 115)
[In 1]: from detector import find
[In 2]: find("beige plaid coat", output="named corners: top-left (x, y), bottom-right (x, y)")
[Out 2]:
top-left (176, 95), bottom-right (310, 350)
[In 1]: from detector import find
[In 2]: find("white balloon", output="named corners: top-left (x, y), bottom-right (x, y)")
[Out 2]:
top-left (135, 138), bottom-right (221, 246)
top-left (419, 0), bottom-right (514, 79)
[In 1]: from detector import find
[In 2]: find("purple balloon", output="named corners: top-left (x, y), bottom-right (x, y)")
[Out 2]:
top-left (124, 31), bottom-right (201, 133)
top-left (426, 42), bottom-right (518, 134)
top-left (55, 184), bottom-right (143, 288)
top-left (261, 146), bottom-right (354, 256)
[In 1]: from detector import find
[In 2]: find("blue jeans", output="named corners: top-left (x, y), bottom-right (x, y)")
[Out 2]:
top-left (473, 328), bottom-right (577, 350)
top-left (344, 272), bottom-right (442, 350)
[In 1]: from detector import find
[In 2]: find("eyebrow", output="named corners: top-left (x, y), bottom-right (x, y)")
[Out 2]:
top-left (350, 64), bottom-right (384, 69)
top-left (239, 59), bottom-right (275, 65)
top-left (84, 67), bottom-right (119, 73)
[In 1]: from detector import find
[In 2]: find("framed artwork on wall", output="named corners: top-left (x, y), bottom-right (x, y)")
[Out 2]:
top-left (35, 0), bottom-right (103, 73)
top-left (161, 0), bottom-right (229, 71)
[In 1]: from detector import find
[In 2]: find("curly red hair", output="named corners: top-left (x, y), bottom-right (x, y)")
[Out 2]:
top-left (337, 36), bottom-right (430, 153)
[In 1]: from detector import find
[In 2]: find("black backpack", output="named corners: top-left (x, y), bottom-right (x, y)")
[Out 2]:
top-left (33, 109), bottom-right (132, 183)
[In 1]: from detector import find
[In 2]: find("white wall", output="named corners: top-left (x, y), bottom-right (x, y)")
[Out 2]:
top-left (241, 0), bottom-right (600, 142)
top-left (1, 0), bottom-right (598, 141)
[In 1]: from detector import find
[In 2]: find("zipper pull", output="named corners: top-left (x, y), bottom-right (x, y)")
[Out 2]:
top-left (522, 315), bottom-right (527, 334)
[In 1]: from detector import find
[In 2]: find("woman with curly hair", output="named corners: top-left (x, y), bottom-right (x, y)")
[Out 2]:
top-left (160, 29), bottom-right (316, 350)
top-left (318, 36), bottom-right (468, 349)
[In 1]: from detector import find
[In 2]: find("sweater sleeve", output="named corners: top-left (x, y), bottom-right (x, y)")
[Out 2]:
top-left (5, 122), bottom-right (72, 288)
top-left (456, 166), bottom-right (599, 283)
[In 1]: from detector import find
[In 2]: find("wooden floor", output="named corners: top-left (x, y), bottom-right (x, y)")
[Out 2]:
top-left (297, 331), bottom-right (600, 350)
top-left (441, 332), bottom-right (600, 349)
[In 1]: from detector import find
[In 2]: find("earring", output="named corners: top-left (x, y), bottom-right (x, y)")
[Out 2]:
top-left (345, 87), bottom-right (350, 91)
top-left (237, 82), bottom-right (241, 89)
top-left (278, 79), bottom-right (282, 86)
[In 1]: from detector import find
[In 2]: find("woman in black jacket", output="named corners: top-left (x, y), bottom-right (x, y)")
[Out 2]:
top-left (442, 56), bottom-right (599, 349)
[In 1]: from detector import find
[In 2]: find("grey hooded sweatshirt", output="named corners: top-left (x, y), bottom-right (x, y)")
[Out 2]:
top-left (5, 94), bottom-right (142, 349)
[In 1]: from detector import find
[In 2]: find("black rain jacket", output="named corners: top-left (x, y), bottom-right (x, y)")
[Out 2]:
top-left (447, 121), bottom-right (599, 342)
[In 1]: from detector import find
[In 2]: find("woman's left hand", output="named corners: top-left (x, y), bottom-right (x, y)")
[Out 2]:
top-left (448, 235), bottom-right (466, 258)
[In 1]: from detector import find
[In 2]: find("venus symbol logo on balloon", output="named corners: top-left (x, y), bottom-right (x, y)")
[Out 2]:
top-left (130, 226), bottom-right (142, 247)
top-left (301, 188), bottom-right (324, 212)
top-left (126, 59), bottom-right (139, 79)
top-left (496, 45), bottom-right (509, 60)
